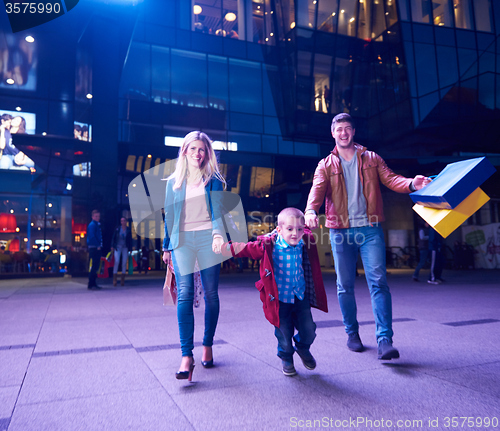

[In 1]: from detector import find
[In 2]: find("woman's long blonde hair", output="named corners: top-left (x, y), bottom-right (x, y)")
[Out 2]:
top-left (170, 131), bottom-right (226, 190)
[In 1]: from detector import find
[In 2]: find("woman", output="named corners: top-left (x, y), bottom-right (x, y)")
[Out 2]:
top-left (111, 217), bottom-right (133, 286)
top-left (162, 131), bottom-right (226, 381)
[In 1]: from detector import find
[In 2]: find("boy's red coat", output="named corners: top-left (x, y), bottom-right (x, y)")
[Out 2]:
top-left (223, 229), bottom-right (328, 327)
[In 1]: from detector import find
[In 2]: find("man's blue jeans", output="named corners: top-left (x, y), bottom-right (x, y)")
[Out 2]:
top-left (172, 230), bottom-right (221, 357)
top-left (329, 225), bottom-right (393, 342)
top-left (274, 297), bottom-right (316, 363)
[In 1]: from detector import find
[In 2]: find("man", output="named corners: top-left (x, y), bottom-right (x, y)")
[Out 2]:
top-left (87, 210), bottom-right (103, 290)
top-left (305, 113), bottom-right (430, 360)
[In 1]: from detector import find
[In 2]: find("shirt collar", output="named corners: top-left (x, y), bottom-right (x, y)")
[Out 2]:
top-left (276, 234), bottom-right (303, 249)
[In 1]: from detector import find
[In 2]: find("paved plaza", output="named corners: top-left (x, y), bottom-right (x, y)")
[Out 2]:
top-left (1, 269), bottom-right (499, 431)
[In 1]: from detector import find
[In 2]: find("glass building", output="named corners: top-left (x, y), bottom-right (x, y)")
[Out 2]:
top-left (0, 0), bottom-right (499, 276)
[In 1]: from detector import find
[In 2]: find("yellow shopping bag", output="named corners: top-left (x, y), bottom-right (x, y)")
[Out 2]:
top-left (413, 187), bottom-right (490, 238)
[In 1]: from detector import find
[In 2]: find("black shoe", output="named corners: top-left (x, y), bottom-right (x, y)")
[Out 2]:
top-left (347, 332), bottom-right (364, 352)
top-left (412, 276), bottom-right (419, 282)
top-left (282, 360), bottom-right (297, 376)
top-left (377, 339), bottom-right (400, 360)
top-left (201, 359), bottom-right (214, 368)
top-left (295, 348), bottom-right (316, 370)
top-left (176, 358), bottom-right (195, 381)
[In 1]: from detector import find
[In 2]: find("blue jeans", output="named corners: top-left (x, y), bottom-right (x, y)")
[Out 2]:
top-left (330, 225), bottom-right (393, 342)
top-left (413, 248), bottom-right (429, 278)
top-left (88, 248), bottom-right (101, 287)
top-left (274, 297), bottom-right (316, 363)
top-left (171, 230), bottom-right (221, 357)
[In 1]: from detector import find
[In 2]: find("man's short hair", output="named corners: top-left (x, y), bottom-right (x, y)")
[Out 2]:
top-left (277, 207), bottom-right (305, 226)
top-left (331, 113), bottom-right (355, 133)
top-left (91, 209), bottom-right (100, 216)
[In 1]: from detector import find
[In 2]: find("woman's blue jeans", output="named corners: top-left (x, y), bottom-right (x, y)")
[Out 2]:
top-left (330, 225), bottom-right (393, 342)
top-left (171, 230), bottom-right (221, 357)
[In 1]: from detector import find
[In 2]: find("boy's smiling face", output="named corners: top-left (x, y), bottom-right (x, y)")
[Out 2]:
top-left (276, 216), bottom-right (305, 246)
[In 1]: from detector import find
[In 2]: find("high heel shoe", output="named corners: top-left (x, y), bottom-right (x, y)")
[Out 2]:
top-left (201, 346), bottom-right (214, 368)
top-left (176, 358), bottom-right (195, 381)
top-left (201, 358), bottom-right (214, 368)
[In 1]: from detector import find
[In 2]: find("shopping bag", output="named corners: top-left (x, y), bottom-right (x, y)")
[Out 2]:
top-left (162, 260), bottom-right (202, 307)
top-left (413, 187), bottom-right (490, 238)
top-left (410, 157), bottom-right (495, 209)
top-left (127, 254), bottom-right (137, 275)
top-left (97, 256), bottom-right (111, 278)
top-left (163, 260), bottom-right (177, 306)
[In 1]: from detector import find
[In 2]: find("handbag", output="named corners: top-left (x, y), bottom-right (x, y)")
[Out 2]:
top-left (163, 260), bottom-right (177, 306)
top-left (163, 259), bottom-right (202, 307)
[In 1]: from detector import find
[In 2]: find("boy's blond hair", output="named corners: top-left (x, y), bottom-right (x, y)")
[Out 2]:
top-left (277, 208), bottom-right (305, 226)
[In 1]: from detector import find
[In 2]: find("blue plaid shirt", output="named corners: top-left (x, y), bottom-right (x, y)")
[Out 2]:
top-left (272, 235), bottom-right (306, 304)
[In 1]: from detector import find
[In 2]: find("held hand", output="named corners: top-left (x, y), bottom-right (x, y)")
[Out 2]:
top-left (305, 213), bottom-right (319, 229)
top-left (212, 236), bottom-right (224, 254)
top-left (162, 251), bottom-right (171, 265)
top-left (412, 175), bottom-right (432, 191)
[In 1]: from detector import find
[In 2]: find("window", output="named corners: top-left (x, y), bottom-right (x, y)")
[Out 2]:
top-left (474, 0), bottom-right (493, 32)
top-left (317, 0), bottom-right (339, 33)
top-left (454, 0), bottom-right (474, 30)
top-left (338, 0), bottom-right (357, 36)
top-left (229, 59), bottom-right (263, 114)
top-left (171, 49), bottom-right (208, 108)
top-left (193, 0), bottom-right (241, 39)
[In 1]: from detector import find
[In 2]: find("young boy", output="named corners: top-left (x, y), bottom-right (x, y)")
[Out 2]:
top-left (221, 208), bottom-right (328, 376)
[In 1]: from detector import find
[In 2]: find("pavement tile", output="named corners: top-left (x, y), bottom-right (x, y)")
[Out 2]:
top-left (34, 318), bottom-right (131, 353)
top-left (0, 386), bottom-right (19, 418)
top-left (0, 348), bottom-right (33, 387)
top-left (9, 388), bottom-right (193, 431)
top-left (17, 350), bottom-right (162, 404)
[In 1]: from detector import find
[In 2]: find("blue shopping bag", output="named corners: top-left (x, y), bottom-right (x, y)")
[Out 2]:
top-left (410, 157), bottom-right (495, 209)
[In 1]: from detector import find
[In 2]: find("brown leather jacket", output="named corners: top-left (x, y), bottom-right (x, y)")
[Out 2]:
top-left (306, 144), bottom-right (413, 229)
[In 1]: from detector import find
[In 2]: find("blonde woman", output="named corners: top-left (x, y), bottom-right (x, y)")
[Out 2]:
top-left (162, 131), bottom-right (226, 381)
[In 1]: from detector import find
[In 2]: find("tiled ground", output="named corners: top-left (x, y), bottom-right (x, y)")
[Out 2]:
top-left (1, 269), bottom-right (499, 431)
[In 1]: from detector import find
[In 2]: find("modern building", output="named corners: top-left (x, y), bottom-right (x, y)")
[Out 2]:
top-left (1, 0), bottom-right (499, 276)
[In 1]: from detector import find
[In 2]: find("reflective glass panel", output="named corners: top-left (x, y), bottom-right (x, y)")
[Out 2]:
top-left (398, 0), bottom-right (410, 20)
top-left (223, 0), bottom-right (240, 39)
top-left (194, 0), bottom-right (221, 35)
top-left (229, 59), bottom-right (262, 114)
top-left (313, 54), bottom-right (333, 113)
top-left (454, 0), bottom-right (474, 29)
top-left (372, 0), bottom-right (388, 38)
top-left (431, 0), bottom-right (453, 27)
top-left (317, 0), bottom-right (339, 33)
top-left (474, 0), bottom-right (493, 32)
top-left (338, 0), bottom-right (357, 36)
top-left (208, 55), bottom-right (228, 110)
top-left (411, 0), bottom-right (432, 23)
top-left (171, 49), bottom-right (208, 108)
top-left (386, 0), bottom-right (398, 28)
top-left (357, 0), bottom-right (372, 40)
top-left (252, 0), bottom-right (265, 43)
top-left (297, 0), bottom-right (317, 29)
top-left (264, 0), bottom-right (276, 44)
top-left (152, 46), bottom-right (170, 104)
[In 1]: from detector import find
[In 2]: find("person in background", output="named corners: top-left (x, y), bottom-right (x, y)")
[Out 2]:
top-left (87, 209), bottom-right (103, 290)
top-left (111, 217), bottom-right (132, 286)
top-left (413, 222), bottom-right (430, 282)
top-left (428, 228), bottom-right (445, 284)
